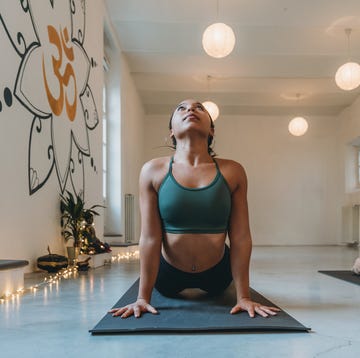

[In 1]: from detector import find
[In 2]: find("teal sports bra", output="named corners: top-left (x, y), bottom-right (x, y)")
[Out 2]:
top-left (158, 157), bottom-right (232, 234)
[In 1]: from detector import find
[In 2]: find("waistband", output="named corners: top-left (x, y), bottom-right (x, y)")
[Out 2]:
top-left (160, 244), bottom-right (230, 276)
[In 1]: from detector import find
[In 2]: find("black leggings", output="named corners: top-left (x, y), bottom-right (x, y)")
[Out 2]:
top-left (155, 245), bottom-right (233, 297)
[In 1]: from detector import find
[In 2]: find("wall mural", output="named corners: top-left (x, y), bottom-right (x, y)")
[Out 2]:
top-left (0, 0), bottom-right (99, 197)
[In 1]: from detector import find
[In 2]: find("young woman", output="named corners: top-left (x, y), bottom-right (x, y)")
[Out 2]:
top-left (110, 99), bottom-right (280, 319)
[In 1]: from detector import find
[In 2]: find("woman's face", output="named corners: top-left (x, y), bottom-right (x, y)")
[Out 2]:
top-left (170, 99), bottom-right (214, 140)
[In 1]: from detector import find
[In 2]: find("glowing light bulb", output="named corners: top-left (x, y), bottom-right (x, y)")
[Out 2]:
top-left (288, 117), bottom-right (309, 136)
top-left (335, 62), bottom-right (360, 90)
top-left (202, 23), bottom-right (236, 58)
top-left (202, 101), bottom-right (220, 120)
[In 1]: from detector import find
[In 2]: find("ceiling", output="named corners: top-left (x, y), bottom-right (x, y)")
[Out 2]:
top-left (105, 0), bottom-right (360, 117)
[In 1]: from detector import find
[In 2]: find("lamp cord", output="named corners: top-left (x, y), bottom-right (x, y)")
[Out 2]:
top-left (345, 28), bottom-right (352, 61)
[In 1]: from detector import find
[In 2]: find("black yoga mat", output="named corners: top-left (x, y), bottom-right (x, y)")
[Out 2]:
top-left (318, 270), bottom-right (360, 286)
top-left (90, 279), bottom-right (309, 334)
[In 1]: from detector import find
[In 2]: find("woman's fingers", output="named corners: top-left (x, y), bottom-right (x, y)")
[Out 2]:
top-left (109, 307), bottom-right (127, 317)
top-left (253, 305), bottom-right (280, 317)
top-left (254, 306), bottom-right (268, 317)
top-left (231, 301), bottom-right (281, 318)
top-left (108, 307), bottom-right (120, 313)
top-left (262, 306), bottom-right (281, 315)
top-left (133, 306), bottom-right (141, 318)
top-left (146, 304), bottom-right (158, 315)
top-left (230, 306), bottom-right (241, 314)
top-left (109, 302), bottom-right (158, 318)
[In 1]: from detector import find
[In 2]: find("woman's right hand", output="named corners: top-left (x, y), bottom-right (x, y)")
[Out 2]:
top-left (108, 298), bottom-right (158, 318)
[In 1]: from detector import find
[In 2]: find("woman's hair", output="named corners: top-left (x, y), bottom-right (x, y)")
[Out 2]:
top-left (168, 106), bottom-right (216, 156)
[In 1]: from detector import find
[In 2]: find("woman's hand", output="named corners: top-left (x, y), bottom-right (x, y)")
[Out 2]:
top-left (230, 298), bottom-right (281, 318)
top-left (109, 298), bottom-right (158, 318)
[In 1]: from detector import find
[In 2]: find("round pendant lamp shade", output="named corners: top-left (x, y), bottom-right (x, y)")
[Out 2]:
top-left (202, 22), bottom-right (236, 58)
top-left (202, 101), bottom-right (220, 121)
top-left (335, 61), bottom-right (360, 90)
top-left (288, 117), bottom-right (308, 136)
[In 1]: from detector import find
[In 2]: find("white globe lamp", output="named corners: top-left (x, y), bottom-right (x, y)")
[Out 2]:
top-left (288, 117), bottom-right (308, 136)
top-left (202, 101), bottom-right (220, 121)
top-left (202, 22), bottom-right (236, 58)
top-left (335, 62), bottom-right (360, 90)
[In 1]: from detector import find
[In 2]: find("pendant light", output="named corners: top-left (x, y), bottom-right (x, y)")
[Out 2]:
top-left (288, 94), bottom-right (309, 136)
top-left (203, 101), bottom-right (220, 121)
top-left (335, 28), bottom-right (360, 91)
top-left (202, 75), bottom-right (220, 120)
top-left (288, 117), bottom-right (309, 136)
top-left (202, 0), bottom-right (236, 58)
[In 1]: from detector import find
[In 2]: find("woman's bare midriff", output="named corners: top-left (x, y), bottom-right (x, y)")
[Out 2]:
top-left (161, 232), bottom-right (227, 273)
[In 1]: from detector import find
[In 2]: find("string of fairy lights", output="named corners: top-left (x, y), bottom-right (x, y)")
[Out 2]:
top-left (0, 250), bottom-right (139, 304)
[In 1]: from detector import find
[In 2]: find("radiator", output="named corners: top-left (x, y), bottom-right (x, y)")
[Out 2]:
top-left (124, 194), bottom-right (135, 243)
top-left (341, 205), bottom-right (359, 244)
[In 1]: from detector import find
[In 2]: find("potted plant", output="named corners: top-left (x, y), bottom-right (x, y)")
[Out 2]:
top-left (60, 190), bottom-right (104, 263)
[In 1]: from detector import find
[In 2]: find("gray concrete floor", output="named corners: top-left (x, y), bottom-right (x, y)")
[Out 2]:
top-left (1, 246), bottom-right (360, 358)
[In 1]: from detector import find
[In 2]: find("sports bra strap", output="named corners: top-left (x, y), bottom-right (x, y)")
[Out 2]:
top-left (169, 156), bottom-right (174, 173)
top-left (212, 158), bottom-right (220, 172)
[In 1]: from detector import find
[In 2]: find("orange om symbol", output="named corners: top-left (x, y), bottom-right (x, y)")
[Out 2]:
top-left (42, 25), bottom-right (77, 121)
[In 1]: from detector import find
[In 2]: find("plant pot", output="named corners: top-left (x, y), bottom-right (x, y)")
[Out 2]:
top-left (37, 253), bottom-right (68, 273)
top-left (67, 246), bottom-right (80, 265)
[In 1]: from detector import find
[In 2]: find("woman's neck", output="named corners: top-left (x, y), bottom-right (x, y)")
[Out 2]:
top-left (173, 141), bottom-right (211, 166)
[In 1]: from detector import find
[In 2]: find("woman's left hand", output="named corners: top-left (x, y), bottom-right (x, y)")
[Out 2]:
top-left (230, 298), bottom-right (281, 318)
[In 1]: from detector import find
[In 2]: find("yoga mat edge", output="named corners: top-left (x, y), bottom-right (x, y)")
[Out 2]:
top-left (318, 270), bottom-right (360, 286)
top-left (90, 279), bottom-right (310, 334)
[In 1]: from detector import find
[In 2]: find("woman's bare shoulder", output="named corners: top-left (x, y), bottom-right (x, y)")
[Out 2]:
top-left (140, 156), bottom-right (172, 188)
top-left (141, 156), bottom-right (171, 173)
top-left (215, 158), bottom-right (246, 174)
top-left (215, 158), bottom-right (247, 191)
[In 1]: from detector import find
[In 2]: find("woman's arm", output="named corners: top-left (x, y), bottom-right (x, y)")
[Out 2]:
top-left (109, 160), bottom-right (163, 318)
top-left (228, 162), bottom-right (280, 318)
top-left (228, 163), bottom-right (252, 301)
top-left (137, 161), bottom-right (163, 302)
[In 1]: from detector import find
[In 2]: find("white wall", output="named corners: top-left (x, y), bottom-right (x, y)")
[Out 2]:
top-left (144, 113), bottom-right (342, 245)
top-left (0, 1), bottom-right (104, 271)
top-left (119, 54), bottom-right (145, 243)
top-left (103, 7), bottom-right (145, 243)
top-left (338, 95), bottom-right (360, 250)
top-left (339, 96), bottom-right (360, 205)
